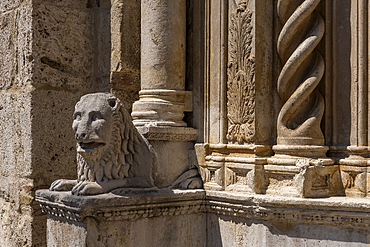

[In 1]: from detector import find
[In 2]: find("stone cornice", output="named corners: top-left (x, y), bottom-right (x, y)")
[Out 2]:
top-left (206, 191), bottom-right (370, 229)
top-left (37, 189), bottom-right (370, 229)
top-left (36, 189), bottom-right (206, 222)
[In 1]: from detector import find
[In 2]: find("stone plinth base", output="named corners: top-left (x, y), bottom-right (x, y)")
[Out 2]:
top-left (37, 189), bottom-right (370, 246)
top-left (137, 126), bottom-right (198, 188)
top-left (266, 145), bottom-right (342, 197)
top-left (206, 191), bottom-right (370, 247)
top-left (36, 189), bottom-right (206, 247)
top-left (198, 144), bottom-right (271, 193)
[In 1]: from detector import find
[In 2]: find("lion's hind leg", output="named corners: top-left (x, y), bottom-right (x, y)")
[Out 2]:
top-left (167, 169), bottom-right (203, 189)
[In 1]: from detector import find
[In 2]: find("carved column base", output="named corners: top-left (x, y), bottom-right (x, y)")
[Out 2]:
top-left (271, 145), bottom-right (331, 165)
top-left (136, 126), bottom-right (199, 189)
top-left (338, 146), bottom-right (370, 197)
top-left (131, 89), bottom-right (192, 127)
top-left (267, 145), bottom-right (342, 197)
top-left (196, 144), bottom-right (271, 194)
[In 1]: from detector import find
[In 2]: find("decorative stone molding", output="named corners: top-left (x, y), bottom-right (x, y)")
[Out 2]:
top-left (137, 125), bottom-right (197, 142)
top-left (206, 191), bottom-right (370, 229)
top-left (227, 1), bottom-right (256, 144)
top-left (37, 189), bottom-right (370, 230)
top-left (40, 203), bottom-right (82, 222)
top-left (37, 190), bottom-right (206, 223)
top-left (197, 143), bottom-right (271, 193)
top-left (132, 90), bottom-right (193, 127)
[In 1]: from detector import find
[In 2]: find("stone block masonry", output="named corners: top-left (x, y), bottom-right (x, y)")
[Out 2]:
top-left (0, 0), bottom-right (110, 246)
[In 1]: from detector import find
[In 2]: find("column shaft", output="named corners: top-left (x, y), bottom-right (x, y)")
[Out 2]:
top-left (132, 0), bottom-right (189, 127)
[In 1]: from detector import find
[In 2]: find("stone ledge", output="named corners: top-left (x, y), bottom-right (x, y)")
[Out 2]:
top-left (206, 191), bottom-right (370, 229)
top-left (36, 189), bottom-right (206, 222)
top-left (37, 189), bottom-right (370, 229)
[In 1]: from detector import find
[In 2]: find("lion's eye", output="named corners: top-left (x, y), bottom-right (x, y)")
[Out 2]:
top-left (91, 112), bottom-right (103, 121)
top-left (74, 113), bottom-right (81, 121)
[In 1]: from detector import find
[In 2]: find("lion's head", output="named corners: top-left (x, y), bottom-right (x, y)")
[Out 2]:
top-left (73, 93), bottom-right (117, 158)
top-left (72, 93), bottom-right (154, 185)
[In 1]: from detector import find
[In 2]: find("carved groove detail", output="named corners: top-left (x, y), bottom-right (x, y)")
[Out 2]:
top-left (39, 201), bottom-right (206, 222)
top-left (39, 196), bottom-right (370, 229)
top-left (207, 200), bottom-right (370, 229)
top-left (227, 1), bottom-right (256, 144)
top-left (276, 0), bottom-right (325, 145)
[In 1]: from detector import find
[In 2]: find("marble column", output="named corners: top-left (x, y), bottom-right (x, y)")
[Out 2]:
top-left (132, 0), bottom-right (190, 127)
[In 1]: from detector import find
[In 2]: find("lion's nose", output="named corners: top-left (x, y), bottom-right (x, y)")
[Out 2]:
top-left (75, 132), bottom-right (87, 140)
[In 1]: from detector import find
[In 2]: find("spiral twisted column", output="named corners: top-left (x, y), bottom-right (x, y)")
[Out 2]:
top-left (268, 0), bottom-right (341, 197)
top-left (276, 0), bottom-right (325, 146)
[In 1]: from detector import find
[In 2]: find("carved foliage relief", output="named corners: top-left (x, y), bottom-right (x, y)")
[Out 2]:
top-left (227, 1), bottom-right (255, 144)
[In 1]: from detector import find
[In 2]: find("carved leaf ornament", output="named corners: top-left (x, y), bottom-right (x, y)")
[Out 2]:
top-left (227, 1), bottom-right (256, 144)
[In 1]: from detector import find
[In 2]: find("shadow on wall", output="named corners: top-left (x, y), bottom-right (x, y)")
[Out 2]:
top-left (207, 215), bottom-right (369, 247)
top-left (325, 0), bottom-right (351, 148)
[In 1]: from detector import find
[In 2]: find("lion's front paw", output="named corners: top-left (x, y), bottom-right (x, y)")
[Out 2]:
top-left (71, 181), bottom-right (106, 196)
top-left (179, 177), bottom-right (203, 189)
top-left (50, 179), bottom-right (77, 191)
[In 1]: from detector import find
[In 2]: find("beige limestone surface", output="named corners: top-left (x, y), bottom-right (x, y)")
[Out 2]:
top-left (37, 189), bottom-right (206, 247)
top-left (37, 189), bottom-right (370, 246)
top-left (2, 0), bottom-right (370, 246)
top-left (0, 0), bottom-right (110, 246)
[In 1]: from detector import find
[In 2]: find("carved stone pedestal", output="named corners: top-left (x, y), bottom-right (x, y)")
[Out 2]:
top-left (137, 126), bottom-right (198, 188)
top-left (267, 145), bottom-right (341, 197)
top-left (36, 189), bottom-right (370, 246)
top-left (339, 146), bottom-right (370, 197)
top-left (36, 189), bottom-right (205, 247)
top-left (197, 144), bottom-right (271, 194)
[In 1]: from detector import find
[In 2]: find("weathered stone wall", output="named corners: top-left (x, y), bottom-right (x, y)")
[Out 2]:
top-left (110, 0), bottom-right (140, 112)
top-left (4, 0), bottom-right (370, 246)
top-left (0, 1), bottom-right (37, 245)
top-left (207, 215), bottom-right (370, 247)
top-left (206, 191), bottom-right (370, 247)
top-left (0, 0), bottom-right (110, 246)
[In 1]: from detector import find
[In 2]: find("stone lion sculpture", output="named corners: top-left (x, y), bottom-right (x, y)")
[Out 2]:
top-left (50, 93), bottom-right (156, 196)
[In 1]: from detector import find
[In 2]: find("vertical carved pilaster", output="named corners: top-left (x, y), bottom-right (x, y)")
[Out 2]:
top-left (227, 1), bottom-right (255, 144)
top-left (199, 0), bottom-right (273, 193)
top-left (276, 0), bottom-right (325, 145)
top-left (339, 0), bottom-right (369, 197)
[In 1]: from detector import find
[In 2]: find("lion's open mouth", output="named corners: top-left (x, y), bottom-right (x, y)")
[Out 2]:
top-left (78, 142), bottom-right (105, 152)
